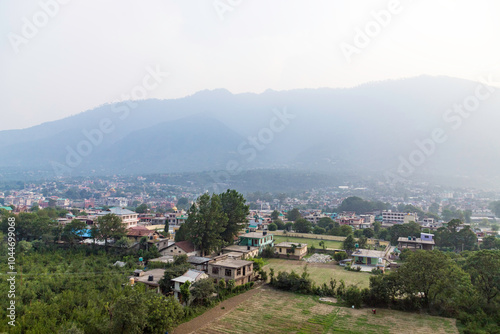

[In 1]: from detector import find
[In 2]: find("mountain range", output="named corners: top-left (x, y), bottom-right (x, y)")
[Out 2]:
top-left (2, 75), bottom-right (500, 187)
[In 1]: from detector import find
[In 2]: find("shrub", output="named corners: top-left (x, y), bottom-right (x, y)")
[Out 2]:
top-left (343, 286), bottom-right (363, 308)
top-left (259, 269), bottom-right (268, 282)
top-left (261, 245), bottom-right (276, 258)
top-left (333, 251), bottom-right (348, 262)
top-left (273, 269), bottom-right (313, 294)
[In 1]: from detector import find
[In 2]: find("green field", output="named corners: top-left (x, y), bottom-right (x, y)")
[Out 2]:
top-left (195, 289), bottom-right (458, 334)
top-left (264, 258), bottom-right (371, 288)
top-left (273, 235), bottom-right (344, 250)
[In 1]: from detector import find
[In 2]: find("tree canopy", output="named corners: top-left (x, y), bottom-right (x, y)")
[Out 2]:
top-left (185, 193), bottom-right (227, 256)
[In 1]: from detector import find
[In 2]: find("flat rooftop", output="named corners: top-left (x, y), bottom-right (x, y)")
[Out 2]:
top-left (133, 269), bottom-right (165, 286)
top-left (211, 259), bottom-right (253, 269)
top-left (351, 249), bottom-right (386, 258)
top-left (240, 232), bottom-right (273, 239)
top-left (275, 242), bottom-right (307, 248)
top-left (188, 256), bottom-right (211, 264)
top-left (397, 237), bottom-right (435, 245)
top-left (223, 245), bottom-right (259, 252)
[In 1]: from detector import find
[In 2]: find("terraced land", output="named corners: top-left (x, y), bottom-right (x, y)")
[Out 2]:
top-left (193, 289), bottom-right (458, 334)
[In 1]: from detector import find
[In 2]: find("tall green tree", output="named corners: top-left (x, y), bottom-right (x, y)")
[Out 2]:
top-left (95, 214), bottom-right (127, 252)
top-left (110, 289), bottom-right (148, 333)
top-left (293, 218), bottom-right (312, 233)
top-left (185, 193), bottom-right (227, 256)
top-left (144, 294), bottom-right (183, 334)
top-left (271, 210), bottom-right (280, 221)
top-left (343, 234), bottom-right (356, 254)
top-left (397, 250), bottom-right (474, 309)
top-left (318, 217), bottom-right (334, 229)
top-left (465, 250), bottom-right (500, 305)
top-left (219, 189), bottom-right (250, 245)
top-left (135, 203), bottom-right (148, 213)
top-left (191, 278), bottom-right (216, 306)
top-left (287, 208), bottom-right (301, 222)
top-left (176, 197), bottom-right (189, 210)
top-left (388, 222), bottom-right (421, 245)
top-left (363, 228), bottom-right (374, 238)
top-left (481, 236), bottom-right (500, 250)
top-left (174, 223), bottom-right (188, 242)
top-left (62, 219), bottom-right (87, 246)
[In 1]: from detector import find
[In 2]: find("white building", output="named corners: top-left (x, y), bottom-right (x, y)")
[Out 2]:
top-left (171, 269), bottom-right (208, 303)
top-left (382, 211), bottom-right (417, 225)
top-left (97, 207), bottom-right (139, 228)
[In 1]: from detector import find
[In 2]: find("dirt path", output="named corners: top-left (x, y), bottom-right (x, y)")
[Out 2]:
top-left (173, 285), bottom-right (265, 334)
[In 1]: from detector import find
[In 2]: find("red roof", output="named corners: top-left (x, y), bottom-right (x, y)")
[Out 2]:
top-left (127, 226), bottom-right (151, 237)
top-left (174, 240), bottom-right (195, 253)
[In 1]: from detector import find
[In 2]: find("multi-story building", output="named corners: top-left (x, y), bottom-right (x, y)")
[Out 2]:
top-left (207, 258), bottom-right (253, 286)
top-left (303, 212), bottom-right (328, 224)
top-left (275, 242), bottom-right (308, 260)
top-left (382, 211), bottom-right (417, 225)
top-left (397, 233), bottom-right (435, 251)
top-left (238, 231), bottom-right (274, 253)
top-left (97, 207), bottom-right (139, 228)
top-left (106, 197), bottom-right (128, 207)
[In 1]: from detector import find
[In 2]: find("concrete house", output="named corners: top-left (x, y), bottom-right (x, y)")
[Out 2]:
top-left (187, 256), bottom-right (211, 272)
top-left (97, 207), bottom-right (139, 228)
top-left (351, 245), bottom-right (392, 272)
top-left (275, 242), bottom-right (308, 260)
top-left (171, 269), bottom-right (208, 303)
top-left (207, 258), bottom-right (254, 286)
top-left (126, 225), bottom-right (156, 242)
top-left (221, 245), bottom-right (259, 259)
top-left (397, 232), bottom-right (435, 251)
top-left (238, 231), bottom-right (274, 253)
top-left (160, 240), bottom-right (199, 257)
top-left (130, 269), bottom-right (165, 293)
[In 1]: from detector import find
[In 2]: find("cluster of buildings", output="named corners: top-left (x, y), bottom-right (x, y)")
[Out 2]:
top-left (130, 231), bottom-right (274, 302)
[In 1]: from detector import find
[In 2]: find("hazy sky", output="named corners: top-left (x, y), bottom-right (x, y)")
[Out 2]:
top-left (1, 0), bottom-right (499, 131)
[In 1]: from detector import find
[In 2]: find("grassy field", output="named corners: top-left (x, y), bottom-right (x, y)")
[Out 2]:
top-left (273, 235), bottom-right (344, 250)
top-left (194, 289), bottom-right (458, 334)
top-left (264, 258), bottom-right (371, 288)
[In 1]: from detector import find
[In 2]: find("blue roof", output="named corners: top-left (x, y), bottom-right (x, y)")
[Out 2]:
top-left (0, 206), bottom-right (12, 211)
top-left (77, 229), bottom-right (92, 238)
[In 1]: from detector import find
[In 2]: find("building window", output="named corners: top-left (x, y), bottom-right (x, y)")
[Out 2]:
top-left (237, 268), bottom-right (241, 276)
top-left (212, 267), bottom-right (219, 275)
top-left (225, 269), bottom-right (232, 277)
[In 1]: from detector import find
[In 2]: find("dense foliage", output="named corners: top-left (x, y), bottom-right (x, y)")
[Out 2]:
top-left (181, 190), bottom-right (249, 255)
top-left (0, 246), bottom-right (184, 333)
